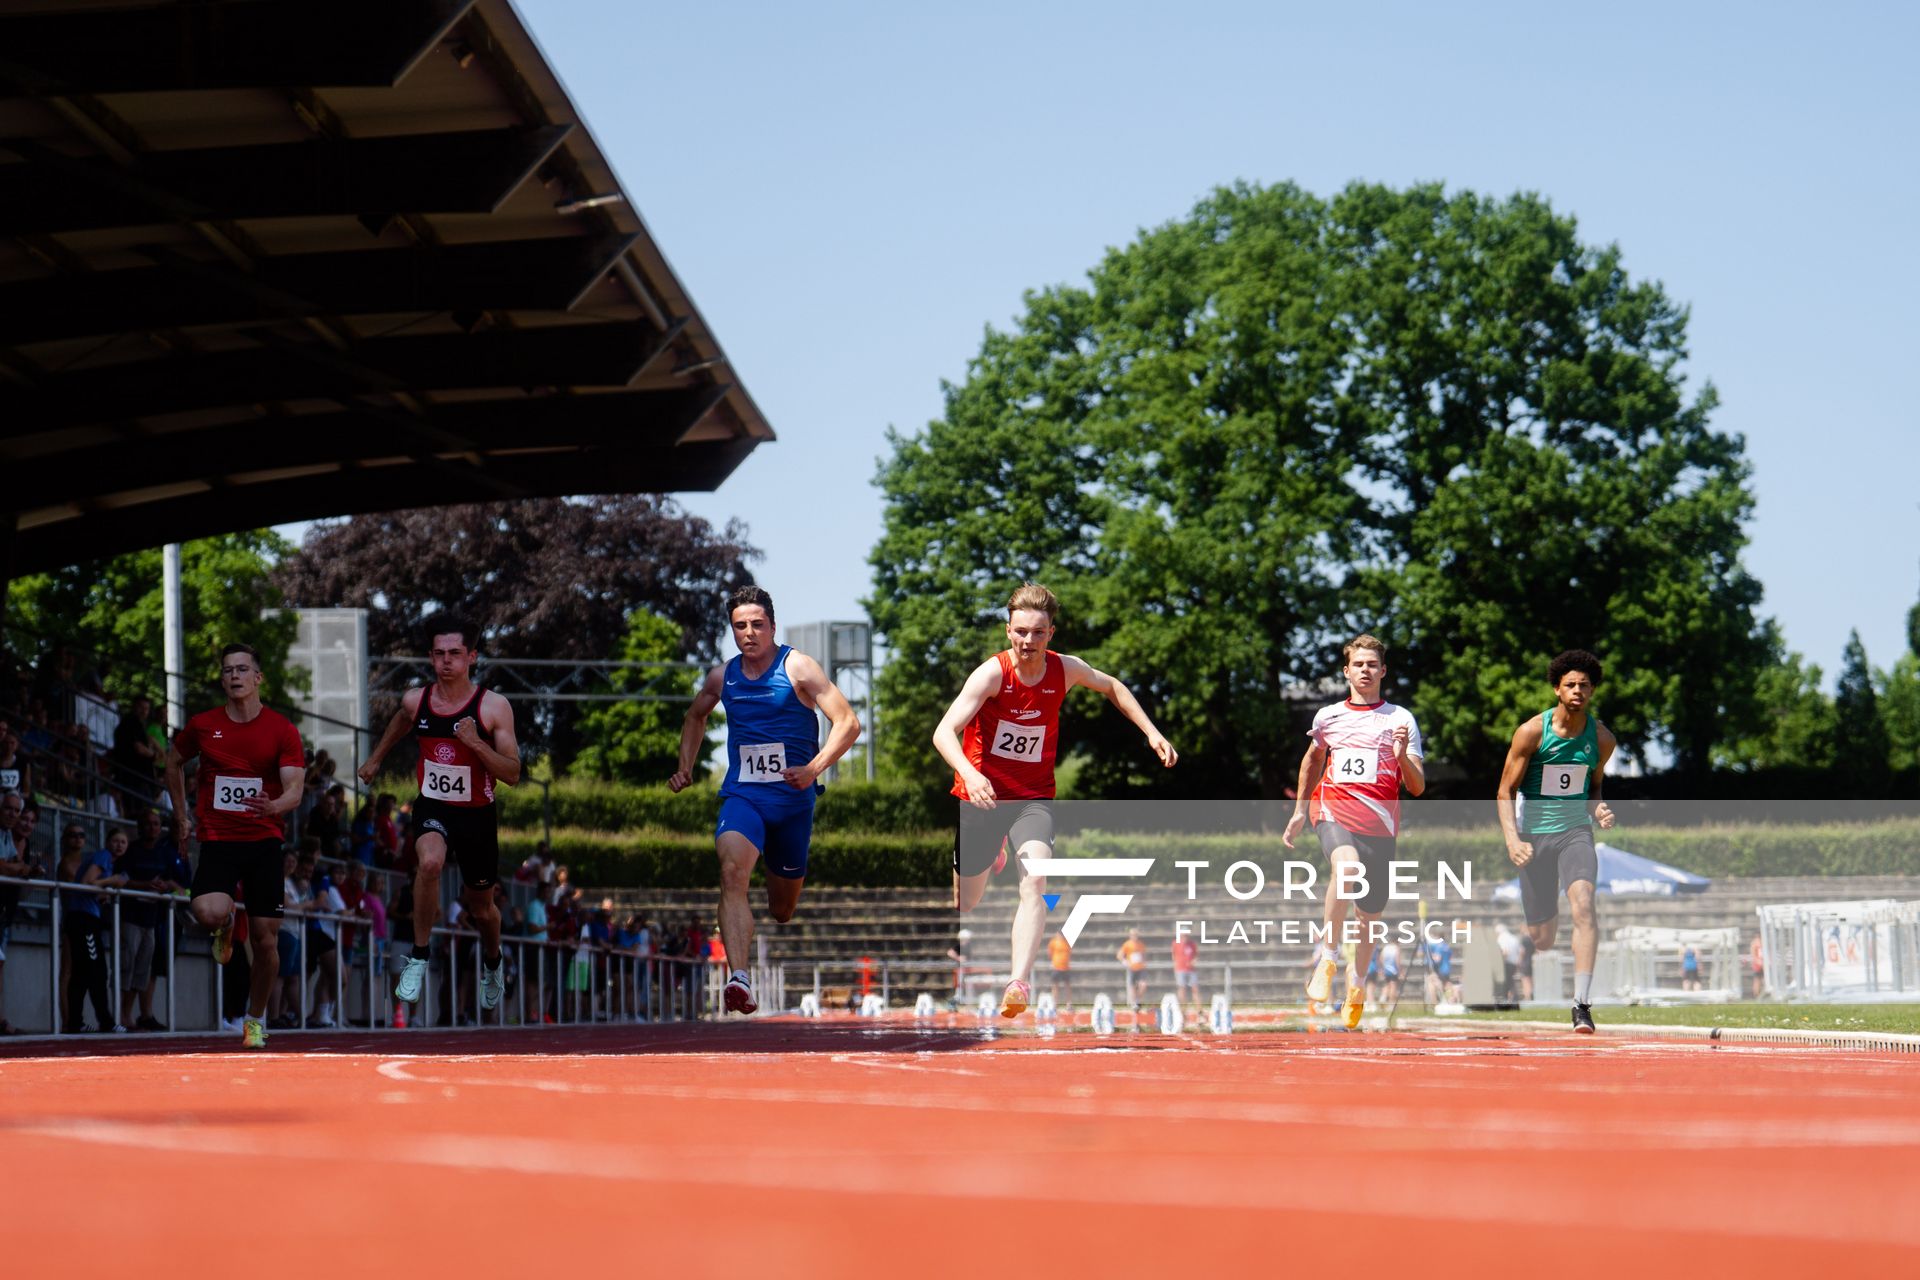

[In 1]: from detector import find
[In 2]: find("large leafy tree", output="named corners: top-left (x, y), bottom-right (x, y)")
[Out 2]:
top-left (275, 496), bottom-right (757, 765)
top-left (1711, 629), bottom-right (1837, 771)
top-left (871, 181), bottom-right (1770, 795)
top-left (571, 610), bottom-right (702, 782)
top-left (6, 531), bottom-right (302, 709)
top-left (1833, 630), bottom-right (1892, 795)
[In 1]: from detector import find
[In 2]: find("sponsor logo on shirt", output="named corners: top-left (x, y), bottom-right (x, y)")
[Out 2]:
top-left (1010, 709), bottom-right (1043, 720)
top-left (433, 743), bottom-right (457, 763)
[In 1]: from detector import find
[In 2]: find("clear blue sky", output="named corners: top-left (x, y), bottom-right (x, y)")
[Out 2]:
top-left (505, 0), bottom-right (1919, 681)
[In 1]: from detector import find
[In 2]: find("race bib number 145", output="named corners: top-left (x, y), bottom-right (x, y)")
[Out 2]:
top-left (738, 742), bottom-right (787, 783)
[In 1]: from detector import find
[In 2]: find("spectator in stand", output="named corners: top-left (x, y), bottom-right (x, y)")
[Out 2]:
top-left (75, 676), bottom-right (118, 768)
top-left (632, 914), bottom-right (654, 1019)
top-left (0, 794), bottom-right (46, 1034)
top-left (59, 823), bottom-right (125, 1032)
top-left (547, 863), bottom-right (574, 908)
top-left (372, 793), bottom-right (399, 867)
top-left (309, 785), bottom-right (346, 857)
top-left (515, 843), bottom-right (547, 885)
top-left (1116, 928), bottom-right (1148, 1011)
top-left (1047, 930), bottom-right (1071, 1010)
top-left (1375, 939), bottom-right (1402, 1007)
top-left (303, 857), bottom-right (347, 1027)
top-left (35, 645), bottom-right (80, 725)
top-left (271, 849), bottom-right (306, 1027)
top-left (111, 694), bottom-right (161, 806)
top-left (1680, 943), bottom-right (1701, 992)
top-left (1748, 934), bottom-right (1766, 998)
top-left (115, 810), bottom-right (186, 1030)
top-left (0, 718), bottom-right (36, 798)
top-left (1424, 934), bottom-right (1457, 1006)
top-left (348, 800), bottom-right (376, 866)
top-left (683, 915), bottom-right (708, 1017)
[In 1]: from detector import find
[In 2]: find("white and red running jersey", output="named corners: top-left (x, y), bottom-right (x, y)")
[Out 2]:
top-left (1307, 699), bottom-right (1423, 837)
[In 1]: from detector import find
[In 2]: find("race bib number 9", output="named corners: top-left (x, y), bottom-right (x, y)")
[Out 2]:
top-left (990, 720), bottom-right (1047, 762)
top-left (212, 775), bottom-right (264, 813)
top-left (1538, 764), bottom-right (1589, 797)
top-left (738, 742), bottom-right (787, 783)
top-left (421, 759), bottom-right (472, 800)
top-left (1329, 747), bottom-right (1379, 786)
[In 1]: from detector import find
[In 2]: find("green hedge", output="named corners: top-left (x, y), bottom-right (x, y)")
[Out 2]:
top-left (496, 778), bottom-right (952, 835)
top-left (501, 826), bottom-right (949, 890)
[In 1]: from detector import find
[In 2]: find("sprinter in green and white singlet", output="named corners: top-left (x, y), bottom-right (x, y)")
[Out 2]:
top-left (1496, 649), bottom-right (1617, 1034)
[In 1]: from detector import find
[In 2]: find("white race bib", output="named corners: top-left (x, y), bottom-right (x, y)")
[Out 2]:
top-left (1537, 763), bottom-right (1589, 796)
top-left (1328, 747), bottom-right (1379, 786)
top-left (737, 742), bottom-right (787, 783)
top-left (421, 759), bottom-right (472, 800)
top-left (990, 720), bottom-right (1047, 762)
top-left (212, 774), bottom-right (264, 813)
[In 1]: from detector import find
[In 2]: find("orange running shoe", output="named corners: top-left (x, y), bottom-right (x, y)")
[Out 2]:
top-left (1305, 955), bottom-right (1337, 1004)
top-left (999, 979), bottom-right (1030, 1018)
top-left (210, 916), bottom-right (235, 966)
top-left (1342, 988), bottom-right (1366, 1031)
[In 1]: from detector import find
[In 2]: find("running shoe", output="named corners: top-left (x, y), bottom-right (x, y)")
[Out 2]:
top-left (1305, 954), bottom-right (1337, 1004)
top-left (241, 1017), bottom-right (268, 1050)
top-left (999, 978), bottom-right (1030, 1018)
top-left (395, 955), bottom-right (429, 1005)
top-left (210, 917), bottom-right (234, 966)
top-left (1572, 1003), bottom-right (1596, 1035)
top-left (479, 959), bottom-right (505, 1011)
top-left (1342, 989), bottom-right (1366, 1031)
top-left (723, 976), bottom-right (757, 1015)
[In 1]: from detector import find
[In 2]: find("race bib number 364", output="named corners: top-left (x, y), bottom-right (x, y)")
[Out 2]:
top-left (1329, 747), bottom-right (1379, 786)
top-left (422, 759), bottom-right (472, 799)
top-left (990, 720), bottom-right (1047, 762)
top-left (738, 742), bottom-right (787, 783)
top-left (212, 775), bottom-right (264, 813)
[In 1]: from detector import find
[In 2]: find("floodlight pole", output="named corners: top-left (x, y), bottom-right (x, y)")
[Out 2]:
top-left (162, 543), bottom-right (186, 729)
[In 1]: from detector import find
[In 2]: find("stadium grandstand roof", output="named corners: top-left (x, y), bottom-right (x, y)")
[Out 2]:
top-left (0, 0), bottom-right (772, 577)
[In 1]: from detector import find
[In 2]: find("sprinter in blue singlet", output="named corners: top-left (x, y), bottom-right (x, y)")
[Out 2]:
top-left (669, 586), bottom-right (862, 1016)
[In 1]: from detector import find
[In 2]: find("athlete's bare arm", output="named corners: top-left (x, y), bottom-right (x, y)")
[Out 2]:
top-left (668, 665), bottom-right (725, 793)
top-left (1591, 722), bottom-right (1617, 830)
top-left (1496, 718), bottom-right (1547, 867)
top-left (241, 765), bottom-right (307, 819)
top-left (358, 688), bottom-right (424, 784)
top-left (1059, 655), bottom-right (1177, 768)
top-left (784, 652), bottom-right (862, 790)
top-left (1281, 744), bottom-right (1328, 849)
top-left (456, 690), bottom-right (520, 786)
top-left (163, 744), bottom-right (194, 844)
top-left (933, 660), bottom-right (1006, 810)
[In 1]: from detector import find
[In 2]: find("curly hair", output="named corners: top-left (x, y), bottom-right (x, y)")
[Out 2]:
top-left (1548, 649), bottom-right (1603, 688)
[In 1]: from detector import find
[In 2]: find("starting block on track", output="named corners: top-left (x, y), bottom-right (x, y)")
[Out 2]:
top-left (860, 994), bottom-right (886, 1018)
top-left (1158, 992), bottom-right (1185, 1034)
top-left (1091, 993), bottom-right (1115, 1035)
top-left (912, 992), bottom-right (935, 1018)
top-left (1209, 992), bottom-right (1233, 1034)
top-left (798, 993), bottom-right (821, 1017)
top-left (977, 993), bottom-right (996, 1021)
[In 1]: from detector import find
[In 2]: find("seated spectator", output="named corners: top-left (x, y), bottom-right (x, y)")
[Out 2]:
top-left (116, 809), bottom-right (186, 1030)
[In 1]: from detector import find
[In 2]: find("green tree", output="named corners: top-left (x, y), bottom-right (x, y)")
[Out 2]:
top-left (1881, 653), bottom-right (1920, 777)
top-left (570, 610), bottom-right (704, 782)
top-left (1711, 631), bottom-right (1836, 770)
top-left (871, 181), bottom-right (1770, 794)
top-left (6, 531), bottom-right (302, 709)
top-left (1833, 630), bottom-right (1891, 795)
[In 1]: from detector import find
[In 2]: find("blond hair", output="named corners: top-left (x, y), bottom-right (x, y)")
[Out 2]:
top-left (1007, 582), bottom-right (1060, 622)
top-left (1343, 633), bottom-right (1387, 665)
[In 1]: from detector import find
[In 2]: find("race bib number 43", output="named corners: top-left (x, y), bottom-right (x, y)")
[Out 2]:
top-left (1328, 747), bottom-right (1379, 786)
top-left (212, 775), bottom-right (264, 813)
top-left (422, 759), bottom-right (472, 799)
top-left (990, 720), bottom-right (1047, 762)
top-left (1538, 763), bottom-right (1589, 796)
top-left (738, 742), bottom-right (787, 783)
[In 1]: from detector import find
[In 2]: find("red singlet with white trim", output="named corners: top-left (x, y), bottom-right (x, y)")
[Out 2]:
top-left (952, 651), bottom-right (1065, 801)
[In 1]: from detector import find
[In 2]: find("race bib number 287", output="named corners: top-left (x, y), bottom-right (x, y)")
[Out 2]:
top-left (990, 720), bottom-right (1047, 762)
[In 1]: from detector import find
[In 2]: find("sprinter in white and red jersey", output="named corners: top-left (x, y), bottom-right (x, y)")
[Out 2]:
top-left (1282, 633), bottom-right (1425, 1029)
top-left (934, 582), bottom-right (1177, 1018)
top-left (168, 641), bottom-right (306, 1050)
top-left (360, 614), bottom-right (520, 1017)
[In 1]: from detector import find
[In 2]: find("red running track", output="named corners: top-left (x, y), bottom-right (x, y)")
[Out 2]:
top-left (3, 1019), bottom-right (1916, 1277)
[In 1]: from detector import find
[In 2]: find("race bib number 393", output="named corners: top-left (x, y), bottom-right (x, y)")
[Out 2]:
top-left (212, 775), bottom-right (264, 813)
top-left (990, 720), bottom-right (1047, 762)
top-left (738, 742), bottom-right (786, 783)
top-left (1538, 763), bottom-right (1589, 797)
top-left (1328, 747), bottom-right (1379, 786)
top-left (421, 759), bottom-right (472, 800)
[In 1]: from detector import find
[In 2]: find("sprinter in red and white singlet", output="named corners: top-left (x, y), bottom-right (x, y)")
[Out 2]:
top-left (933, 583), bottom-right (1178, 1018)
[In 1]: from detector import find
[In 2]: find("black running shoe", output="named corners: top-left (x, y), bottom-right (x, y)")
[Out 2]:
top-left (1572, 1003), bottom-right (1595, 1035)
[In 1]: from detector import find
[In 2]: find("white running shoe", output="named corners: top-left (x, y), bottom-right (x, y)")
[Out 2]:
top-left (395, 955), bottom-right (430, 1005)
top-left (480, 959), bottom-right (505, 1011)
top-left (723, 976), bottom-right (757, 1015)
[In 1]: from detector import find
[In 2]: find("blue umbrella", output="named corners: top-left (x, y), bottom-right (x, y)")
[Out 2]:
top-left (1493, 842), bottom-right (1710, 901)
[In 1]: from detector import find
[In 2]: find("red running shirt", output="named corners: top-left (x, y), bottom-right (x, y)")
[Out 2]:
top-left (1307, 699), bottom-right (1423, 837)
top-left (952, 651), bottom-right (1066, 801)
top-left (173, 706), bottom-right (304, 842)
top-left (412, 685), bottom-right (496, 807)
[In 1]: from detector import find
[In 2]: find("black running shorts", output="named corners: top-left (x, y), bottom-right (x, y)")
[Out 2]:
top-left (412, 796), bottom-right (502, 892)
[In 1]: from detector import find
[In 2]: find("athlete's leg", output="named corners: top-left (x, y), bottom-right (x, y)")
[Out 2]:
top-left (1567, 878), bottom-right (1598, 991)
top-left (956, 869), bottom-right (989, 912)
top-left (1008, 840), bottom-right (1050, 986)
top-left (188, 891), bottom-right (234, 932)
top-left (1349, 909), bottom-right (1381, 996)
top-left (463, 886), bottom-right (503, 963)
top-left (717, 829), bottom-right (763, 979)
top-left (412, 832), bottom-right (447, 951)
top-left (245, 917), bottom-right (280, 1020)
top-left (763, 871), bottom-right (803, 925)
